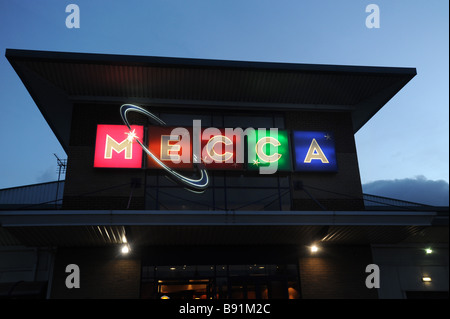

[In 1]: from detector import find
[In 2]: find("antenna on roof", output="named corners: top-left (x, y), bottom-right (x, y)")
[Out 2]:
top-left (54, 153), bottom-right (67, 208)
top-left (54, 153), bottom-right (67, 180)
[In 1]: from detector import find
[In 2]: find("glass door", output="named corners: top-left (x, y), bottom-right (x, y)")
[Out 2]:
top-left (157, 279), bottom-right (212, 299)
top-left (141, 263), bottom-right (301, 299)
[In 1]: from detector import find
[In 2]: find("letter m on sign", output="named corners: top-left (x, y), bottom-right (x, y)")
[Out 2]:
top-left (94, 125), bottom-right (144, 168)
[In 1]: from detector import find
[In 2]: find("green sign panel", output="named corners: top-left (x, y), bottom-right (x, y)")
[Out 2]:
top-left (246, 129), bottom-right (291, 172)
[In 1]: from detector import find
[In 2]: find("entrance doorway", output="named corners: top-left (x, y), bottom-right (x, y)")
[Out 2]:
top-left (141, 264), bottom-right (300, 299)
top-left (157, 279), bottom-right (211, 299)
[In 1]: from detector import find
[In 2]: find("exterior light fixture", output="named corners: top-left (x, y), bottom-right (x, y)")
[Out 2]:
top-left (310, 245), bottom-right (319, 253)
top-left (422, 276), bottom-right (432, 282)
top-left (121, 244), bottom-right (130, 254)
top-left (425, 248), bottom-right (433, 254)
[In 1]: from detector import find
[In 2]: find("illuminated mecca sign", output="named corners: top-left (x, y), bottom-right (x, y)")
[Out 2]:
top-left (293, 131), bottom-right (338, 172)
top-left (93, 104), bottom-right (338, 190)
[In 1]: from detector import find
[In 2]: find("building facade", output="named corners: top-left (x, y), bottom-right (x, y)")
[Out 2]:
top-left (1, 49), bottom-right (448, 299)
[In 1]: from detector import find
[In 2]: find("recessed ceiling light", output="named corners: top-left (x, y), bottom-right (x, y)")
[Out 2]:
top-left (121, 244), bottom-right (129, 254)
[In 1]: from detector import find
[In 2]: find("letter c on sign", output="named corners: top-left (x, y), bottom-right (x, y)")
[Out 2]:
top-left (256, 137), bottom-right (281, 163)
top-left (206, 135), bottom-right (233, 162)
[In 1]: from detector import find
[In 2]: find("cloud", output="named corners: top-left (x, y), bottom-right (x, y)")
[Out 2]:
top-left (362, 176), bottom-right (449, 206)
top-left (35, 166), bottom-right (56, 184)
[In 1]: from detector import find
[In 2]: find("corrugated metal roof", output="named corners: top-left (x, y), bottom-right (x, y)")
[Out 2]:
top-left (2, 224), bottom-right (446, 247)
top-left (0, 181), bottom-right (64, 209)
top-left (0, 209), bottom-right (445, 247)
top-left (128, 225), bottom-right (323, 246)
top-left (363, 193), bottom-right (434, 209)
top-left (4, 225), bottom-right (126, 247)
top-left (21, 60), bottom-right (396, 106)
top-left (6, 49), bottom-right (416, 152)
top-left (320, 225), bottom-right (426, 244)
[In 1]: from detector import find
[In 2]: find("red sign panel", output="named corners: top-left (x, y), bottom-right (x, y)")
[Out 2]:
top-left (147, 126), bottom-right (193, 170)
top-left (94, 125), bottom-right (144, 168)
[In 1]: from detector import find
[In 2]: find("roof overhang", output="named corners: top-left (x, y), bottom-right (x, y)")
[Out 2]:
top-left (1, 210), bottom-right (447, 247)
top-left (5, 49), bottom-right (416, 153)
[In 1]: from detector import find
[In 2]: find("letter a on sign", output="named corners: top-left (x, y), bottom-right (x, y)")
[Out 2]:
top-left (293, 131), bottom-right (337, 172)
top-left (304, 138), bottom-right (329, 163)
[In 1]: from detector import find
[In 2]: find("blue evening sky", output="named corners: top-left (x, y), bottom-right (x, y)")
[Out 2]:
top-left (0, 1), bottom-right (448, 203)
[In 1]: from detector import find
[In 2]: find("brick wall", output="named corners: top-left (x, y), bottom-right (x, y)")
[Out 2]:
top-left (50, 247), bottom-right (141, 299)
top-left (50, 245), bottom-right (379, 299)
top-left (299, 245), bottom-right (378, 299)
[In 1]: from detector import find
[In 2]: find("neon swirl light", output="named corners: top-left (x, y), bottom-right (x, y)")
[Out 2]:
top-left (120, 104), bottom-right (209, 191)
